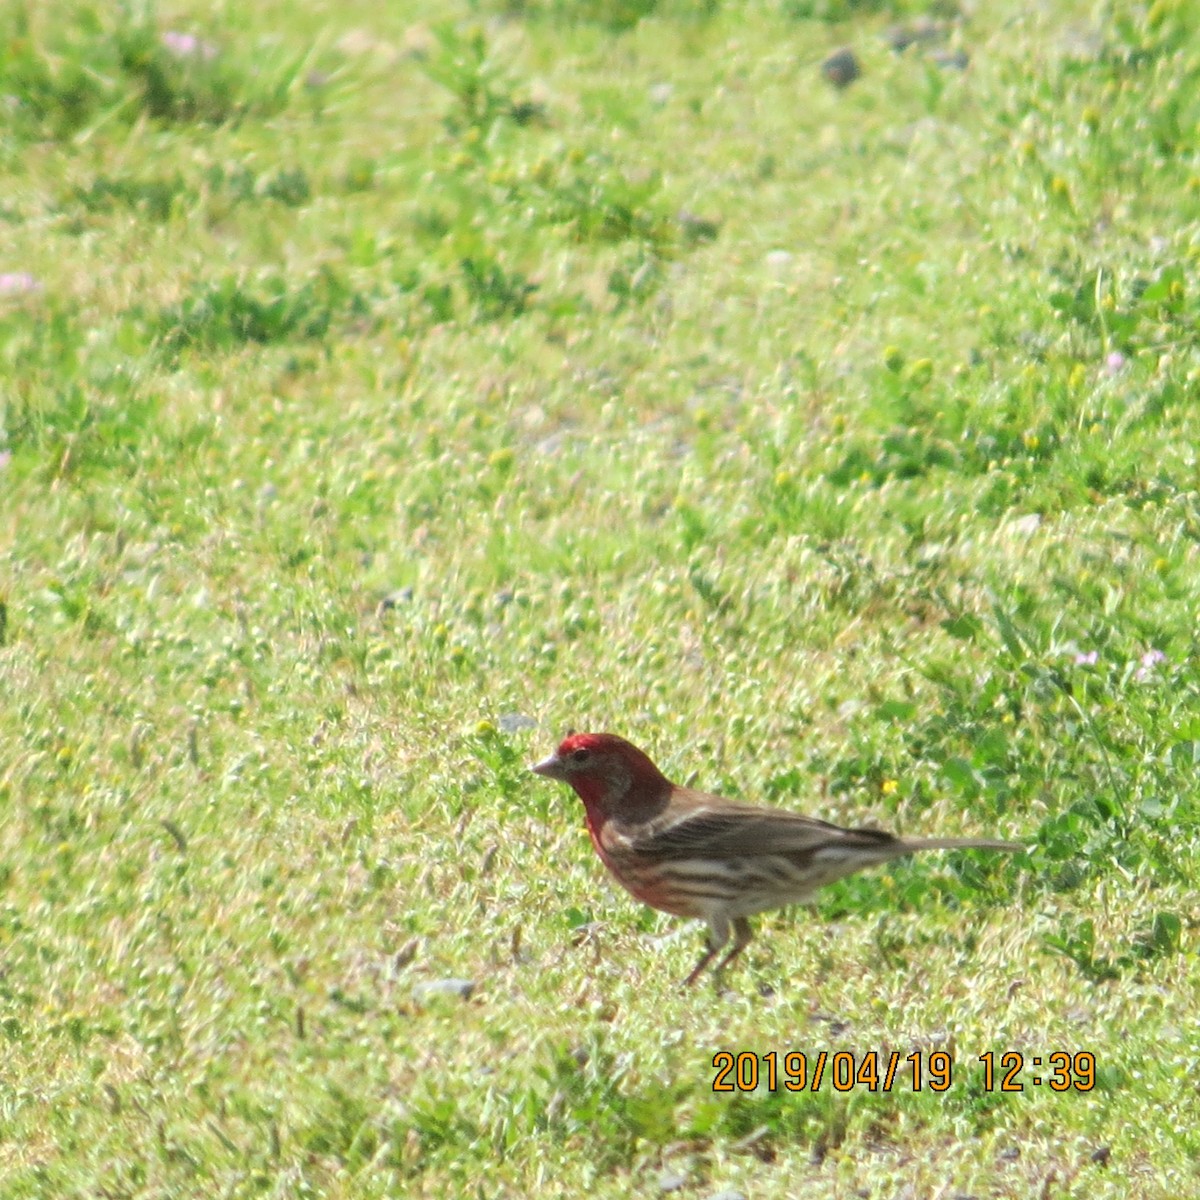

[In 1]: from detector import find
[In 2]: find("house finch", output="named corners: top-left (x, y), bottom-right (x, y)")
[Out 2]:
top-left (531, 732), bottom-right (1023, 987)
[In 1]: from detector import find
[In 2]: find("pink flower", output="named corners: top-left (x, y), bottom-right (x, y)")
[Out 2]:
top-left (162, 31), bottom-right (218, 61)
top-left (1135, 648), bottom-right (1166, 681)
top-left (1104, 351), bottom-right (1126, 376)
top-left (0, 272), bottom-right (39, 295)
top-left (1074, 650), bottom-right (1098, 666)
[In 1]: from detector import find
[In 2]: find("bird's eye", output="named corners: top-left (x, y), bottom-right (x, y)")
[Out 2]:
top-left (571, 748), bottom-right (590, 763)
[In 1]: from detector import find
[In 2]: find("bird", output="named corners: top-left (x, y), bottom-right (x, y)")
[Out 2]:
top-left (531, 731), bottom-right (1023, 987)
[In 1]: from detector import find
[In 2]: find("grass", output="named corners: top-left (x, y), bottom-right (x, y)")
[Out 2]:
top-left (2, 0), bottom-right (1200, 1195)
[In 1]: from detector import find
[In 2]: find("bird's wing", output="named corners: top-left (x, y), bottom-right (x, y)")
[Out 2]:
top-left (617, 790), bottom-right (900, 861)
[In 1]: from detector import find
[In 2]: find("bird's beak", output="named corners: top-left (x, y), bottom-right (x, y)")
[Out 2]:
top-left (530, 753), bottom-right (565, 779)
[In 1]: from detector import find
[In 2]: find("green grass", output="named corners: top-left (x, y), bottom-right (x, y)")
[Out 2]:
top-left (3, 0), bottom-right (1200, 1195)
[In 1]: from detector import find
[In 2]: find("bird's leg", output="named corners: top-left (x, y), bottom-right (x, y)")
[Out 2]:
top-left (713, 917), bottom-right (753, 978)
top-left (682, 945), bottom-right (717, 988)
top-left (683, 916), bottom-right (729, 988)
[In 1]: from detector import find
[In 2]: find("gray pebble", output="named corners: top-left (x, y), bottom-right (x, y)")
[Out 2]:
top-left (378, 586), bottom-right (414, 611)
top-left (931, 49), bottom-right (970, 70)
top-left (498, 713), bottom-right (537, 733)
top-left (413, 978), bottom-right (474, 1002)
top-left (822, 47), bottom-right (861, 89)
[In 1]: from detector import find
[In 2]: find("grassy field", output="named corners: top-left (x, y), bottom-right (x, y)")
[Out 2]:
top-left (3, 0), bottom-right (1200, 1195)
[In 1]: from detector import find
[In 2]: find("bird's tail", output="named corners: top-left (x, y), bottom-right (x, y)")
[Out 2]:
top-left (901, 836), bottom-right (1024, 854)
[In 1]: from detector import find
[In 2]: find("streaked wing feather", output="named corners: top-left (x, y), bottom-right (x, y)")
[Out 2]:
top-left (620, 790), bottom-right (900, 860)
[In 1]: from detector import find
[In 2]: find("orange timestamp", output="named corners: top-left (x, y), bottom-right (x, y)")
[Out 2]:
top-left (712, 1050), bottom-right (1097, 1093)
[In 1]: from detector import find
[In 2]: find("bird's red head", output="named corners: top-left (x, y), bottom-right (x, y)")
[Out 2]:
top-left (531, 732), bottom-right (671, 819)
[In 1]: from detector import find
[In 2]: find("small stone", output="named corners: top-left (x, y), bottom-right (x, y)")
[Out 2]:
top-left (678, 210), bottom-right (720, 243)
top-left (379, 587), bottom-right (414, 611)
top-left (659, 1171), bottom-right (688, 1193)
top-left (498, 713), bottom-right (536, 733)
top-left (765, 250), bottom-right (793, 272)
top-left (822, 48), bottom-right (861, 89)
top-left (931, 49), bottom-right (970, 70)
top-left (649, 82), bottom-right (674, 106)
top-left (412, 978), bottom-right (474, 1002)
top-left (997, 1146), bottom-right (1020, 1163)
top-left (706, 1192), bottom-right (747, 1200)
